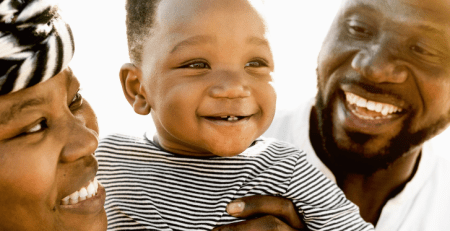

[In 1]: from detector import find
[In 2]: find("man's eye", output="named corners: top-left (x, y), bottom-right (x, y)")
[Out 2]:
top-left (26, 119), bottom-right (47, 134)
top-left (69, 91), bottom-right (83, 110)
top-left (347, 20), bottom-right (372, 38)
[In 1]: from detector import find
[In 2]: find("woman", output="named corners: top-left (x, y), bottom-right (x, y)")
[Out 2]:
top-left (0, 0), bottom-right (106, 230)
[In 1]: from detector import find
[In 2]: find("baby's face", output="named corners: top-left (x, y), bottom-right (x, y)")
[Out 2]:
top-left (141, 0), bottom-right (275, 157)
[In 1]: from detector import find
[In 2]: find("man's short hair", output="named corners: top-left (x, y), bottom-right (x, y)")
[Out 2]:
top-left (125, 0), bottom-right (162, 66)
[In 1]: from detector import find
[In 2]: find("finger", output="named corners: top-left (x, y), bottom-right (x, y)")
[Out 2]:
top-left (226, 195), bottom-right (304, 229)
top-left (212, 215), bottom-right (303, 231)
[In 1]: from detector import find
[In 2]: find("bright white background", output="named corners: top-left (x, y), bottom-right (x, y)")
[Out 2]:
top-left (59, 0), bottom-right (450, 156)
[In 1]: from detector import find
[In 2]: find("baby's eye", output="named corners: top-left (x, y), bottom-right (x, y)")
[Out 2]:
top-left (26, 119), bottom-right (47, 134)
top-left (245, 59), bottom-right (268, 68)
top-left (181, 61), bottom-right (210, 69)
top-left (69, 90), bottom-right (83, 110)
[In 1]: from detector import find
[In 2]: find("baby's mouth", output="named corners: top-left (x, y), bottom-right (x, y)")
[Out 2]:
top-left (206, 115), bottom-right (247, 121)
top-left (61, 178), bottom-right (99, 205)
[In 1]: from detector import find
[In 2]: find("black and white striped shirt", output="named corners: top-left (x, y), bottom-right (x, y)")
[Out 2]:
top-left (97, 134), bottom-right (373, 231)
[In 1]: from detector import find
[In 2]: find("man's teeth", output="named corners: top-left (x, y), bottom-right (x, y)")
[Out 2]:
top-left (345, 92), bottom-right (403, 116)
top-left (61, 178), bottom-right (99, 205)
top-left (220, 116), bottom-right (239, 121)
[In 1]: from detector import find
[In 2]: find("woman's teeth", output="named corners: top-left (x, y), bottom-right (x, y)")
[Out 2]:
top-left (345, 92), bottom-right (403, 116)
top-left (61, 178), bottom-right (99, 205)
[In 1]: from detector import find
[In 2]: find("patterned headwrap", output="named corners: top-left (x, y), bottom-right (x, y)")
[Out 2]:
top-left (0, 0), bottom-right (74, 95)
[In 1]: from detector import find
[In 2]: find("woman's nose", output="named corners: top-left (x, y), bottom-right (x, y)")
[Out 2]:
top-left (60, 113), bottom-right (99, 163)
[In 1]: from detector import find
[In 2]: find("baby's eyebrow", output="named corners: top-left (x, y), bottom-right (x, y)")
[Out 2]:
top-left (171, 35), bottom-right (216, 54)
top-left (247, 36), bottom-right (270, 48)
top-left (0, 98), bottom-right (47, 125)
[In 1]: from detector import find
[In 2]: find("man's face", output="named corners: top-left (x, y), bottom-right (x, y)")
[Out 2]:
top-left (0, 69), bottom-right (107, 230)
top-left (138, 0), bottom-right (276, 157)
top-left (316, 0), bottom-right (450, 172)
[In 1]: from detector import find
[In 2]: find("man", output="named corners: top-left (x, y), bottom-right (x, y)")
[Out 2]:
top-left (265, 0), bottom-right (450, 230)
top-left (216, 0), bottom-right (450, 230)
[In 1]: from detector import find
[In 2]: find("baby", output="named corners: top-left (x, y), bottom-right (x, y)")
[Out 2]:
top-left (96, 0), bottom-right (374, 230)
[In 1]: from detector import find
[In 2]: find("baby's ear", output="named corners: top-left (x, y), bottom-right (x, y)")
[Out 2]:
top-left (119, 63), bottom-right (151, 115)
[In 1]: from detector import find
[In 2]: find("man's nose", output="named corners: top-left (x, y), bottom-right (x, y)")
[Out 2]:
top-left (60, 116), bottom-right (99, 163)
top-left (208, 70), bottom-right (251, 99)
top-left (351, 44), bottom-right (408, 84)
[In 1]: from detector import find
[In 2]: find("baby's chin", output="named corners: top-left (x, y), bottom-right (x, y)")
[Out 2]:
top-left (206, 142), bottom-right (255, 157)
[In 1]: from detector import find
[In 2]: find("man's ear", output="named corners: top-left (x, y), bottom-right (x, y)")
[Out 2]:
top-left (119, 63), bottom-right (151, 115)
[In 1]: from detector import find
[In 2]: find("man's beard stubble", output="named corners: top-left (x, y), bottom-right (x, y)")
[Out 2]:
top-left (314, 83), bottom-right (450, 175)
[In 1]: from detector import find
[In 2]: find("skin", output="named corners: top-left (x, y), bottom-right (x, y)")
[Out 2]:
top-left (120, 0), bottom-right (276, 157)
top-left (0, 68), bottom-right (107, 230)
top-left (120, 0), bottom-right (307, 230)
top-left (216, 0), bottom-right (450, 229)
top-left (311, 0), bottom-right (450, 224)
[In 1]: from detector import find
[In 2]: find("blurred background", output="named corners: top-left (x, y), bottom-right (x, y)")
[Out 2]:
top-left (59, 0), bottom-right (450, 158)
top-left (59, 0), bottom-right (341, 137)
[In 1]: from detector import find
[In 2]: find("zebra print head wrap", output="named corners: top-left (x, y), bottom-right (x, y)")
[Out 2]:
top-left (0, 0), bottom-right (74, 95)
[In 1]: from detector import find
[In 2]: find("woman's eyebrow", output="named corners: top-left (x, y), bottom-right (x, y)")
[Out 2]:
top-left (0, 98), bottom-right (47, 125)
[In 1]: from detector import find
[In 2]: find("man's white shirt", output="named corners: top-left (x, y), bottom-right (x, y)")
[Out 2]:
top-left (264, 99), bottom-right (450, 231)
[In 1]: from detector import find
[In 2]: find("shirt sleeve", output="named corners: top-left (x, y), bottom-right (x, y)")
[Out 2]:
top-left (283, 150), bottom-right (375, 231)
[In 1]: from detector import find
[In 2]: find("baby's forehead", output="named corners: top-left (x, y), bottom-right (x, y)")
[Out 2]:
top-left (154, 0), bottom-right (267, 30)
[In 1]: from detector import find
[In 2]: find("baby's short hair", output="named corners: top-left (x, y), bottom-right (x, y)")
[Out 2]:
top-left (125, 0), bottom-right (161, 66)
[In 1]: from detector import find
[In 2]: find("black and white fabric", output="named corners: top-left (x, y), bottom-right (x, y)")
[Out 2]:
top-left (97, 134), bottom-right (374, 231)
top-left (0, 0), bottom-right (74, 95)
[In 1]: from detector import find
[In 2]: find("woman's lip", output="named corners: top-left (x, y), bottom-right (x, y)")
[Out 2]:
top-left (59, 182), bottom-right (105, 215)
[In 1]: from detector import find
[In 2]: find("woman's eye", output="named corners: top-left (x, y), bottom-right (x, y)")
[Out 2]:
top-left (245, 60), bottom-right (268, 68)
top-left (69, 91), bottom-right (83, 110)
top-left (410, 45), bottom-right (435, 56)
top-left (26, 119), bottom-right (47, 134)
top-left (182, 62), bottom-right (210, 69)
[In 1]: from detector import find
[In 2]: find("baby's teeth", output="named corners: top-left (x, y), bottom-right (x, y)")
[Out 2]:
top-left (87, 182), bottom-right (95, 198)
top-left (69, 191), bottom-right (79, 205)
top-left (79, 187), bottom-right (88, 201)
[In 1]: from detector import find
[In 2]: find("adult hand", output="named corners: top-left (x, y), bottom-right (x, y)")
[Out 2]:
top-left (212, 195), bottom-right (307, 231)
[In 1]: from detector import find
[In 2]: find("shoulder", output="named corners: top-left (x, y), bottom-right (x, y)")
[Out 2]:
top-left (264, 99), bottom-right (313, 142)
top-left (250, 137), bottom-right (307, 162)
top-left (96, 133), bottom-right (161, 158)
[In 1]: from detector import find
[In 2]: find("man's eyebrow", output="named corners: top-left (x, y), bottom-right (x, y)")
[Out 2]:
top-left (0, 98), bottom-right (47, 125)
top-left (171, 35), bottom-right (216, 53)
top-left (416, 24), bottom-right (445, 36)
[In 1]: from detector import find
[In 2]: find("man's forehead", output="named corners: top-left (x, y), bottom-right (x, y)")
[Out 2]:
top-left (341, 0), bottom-right (450, 23)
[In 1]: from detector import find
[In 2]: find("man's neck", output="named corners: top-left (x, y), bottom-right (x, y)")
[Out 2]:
top-left (309, 108), bottom-right (422, 225)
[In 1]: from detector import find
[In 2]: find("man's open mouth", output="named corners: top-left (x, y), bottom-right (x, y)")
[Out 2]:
top-left (345, 92), bottom-right (405, 120)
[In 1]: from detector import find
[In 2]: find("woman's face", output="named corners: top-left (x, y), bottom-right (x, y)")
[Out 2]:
top-left (0, 68), bottom-right (107, 230)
